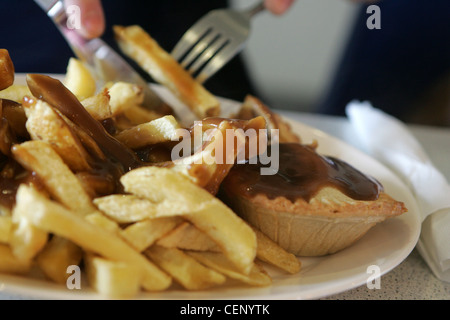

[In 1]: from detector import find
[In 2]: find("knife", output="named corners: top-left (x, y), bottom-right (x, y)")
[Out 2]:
top-left (33, 0), bottom-right (170, 113)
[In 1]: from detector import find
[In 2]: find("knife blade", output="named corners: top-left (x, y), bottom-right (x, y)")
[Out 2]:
top-left (33, 0), bottom-right (170, 113)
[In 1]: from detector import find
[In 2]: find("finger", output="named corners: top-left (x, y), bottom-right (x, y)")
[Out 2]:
top-left (264, 0), bottom-right (295, 15)
top-left (64, 0), bottom-right (105, 39)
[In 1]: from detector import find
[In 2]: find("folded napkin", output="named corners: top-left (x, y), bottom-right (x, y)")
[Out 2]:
top-left (346, 101), bottom-right (450, 283)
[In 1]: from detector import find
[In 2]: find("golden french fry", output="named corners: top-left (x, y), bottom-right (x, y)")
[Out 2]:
top-left (145, 245), bottom-right (226, 290)
top-left (22, 98), bottom-right (92, 171)
top-left (120, 166), bottom-right (212, 205)
top-left (187, 251), bottom-right (272, 287)
top-left (0, 49), bottom-right (14, 91)
top-left (81, 89), bottom-right (112, 121)
top-left (85, 212), bottom-right (120, 234)
top-left (121, 166), bottom-right (257, 275)
top-left (64, 58), bottom-right (97, 100)
top-left (94, 194), bottom-right (187, 223)
top-left (120, 217), bottom-right (182, 252)
top-left (123, 104), bottom-right (163, 125)
top-left (239, 95), bottom-right (301, 143)
top-left (0, 244), bottom-right (32, 274)
top-left (84, 253), bottom-right (142, 298)
top-left (156, 222), bottom-right (221, 252)
top-left (114, 115), bottom-right (180, 149)
top-left (114, 25), bottom-right (220, 119)
top-left (94, 194), bottom-right (156, 223)
top-left (184, 201), bottom-right (257, 275)
top-left (0, 216), bottom-right (12, 244)
top-left (169, 116), bottom-right (267, 195)
top-left (36, 236), bottom-right (83, 284)
top-left (0, 84), bottom-right (31, 103)
top-left (15, 184), bottom-right (172, 291)
top-left (10, 210), bottom-right (48, 262)
top-left (76, 171), bottom-right (116, 199)
top-left (12, 141), bottom-right (97, 216)
top-left (108, 81), bottom-right (144, 116)
top-left (252, 226), bottom-right (301, 274)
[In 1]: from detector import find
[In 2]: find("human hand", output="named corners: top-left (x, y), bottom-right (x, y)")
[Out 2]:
top-left (64, 0), bottom-right (105, 39)
top-left (264, 0), bottom-right (296, 15)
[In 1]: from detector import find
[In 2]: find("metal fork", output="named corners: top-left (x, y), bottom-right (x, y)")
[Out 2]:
top-left (171, 1), bottom-right (266, 84)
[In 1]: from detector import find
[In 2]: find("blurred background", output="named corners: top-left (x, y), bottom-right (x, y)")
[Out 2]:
top-left (230, 0), bottom-right (450, 126)
top-left (230, 0), bottom-right (358, 113)
top-left (2, 0), bottom-right (449, 126)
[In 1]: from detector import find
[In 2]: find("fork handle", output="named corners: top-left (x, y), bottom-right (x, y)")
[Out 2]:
top-left (244, 1), bottom-right (266, 18)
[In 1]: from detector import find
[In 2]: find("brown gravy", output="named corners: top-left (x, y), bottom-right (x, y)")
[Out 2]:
top-left (224, 143), bottom-right (382, 202)
top-left (26, 74), bottom-right (142, 172)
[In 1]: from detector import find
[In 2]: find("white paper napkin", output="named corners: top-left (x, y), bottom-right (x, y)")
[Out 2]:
top-left (346, 101), bottom-right (450, 282)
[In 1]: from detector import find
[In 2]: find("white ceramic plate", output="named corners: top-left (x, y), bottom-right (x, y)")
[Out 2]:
top-left (0, 76), bottom-right (421, 300)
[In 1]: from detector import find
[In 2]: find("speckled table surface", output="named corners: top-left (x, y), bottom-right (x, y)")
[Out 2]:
top-left (290, 112), bottom-right (450, 300)
top-left (1, 112), bottom-right (449, 300)
top-left (322, 249), bottom-right (449, 300)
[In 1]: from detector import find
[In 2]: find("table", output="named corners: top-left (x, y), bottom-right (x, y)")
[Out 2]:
top-left (1, 111), bottom-right (449, 300)
top-left (281, 111), bottom-right (450, 300)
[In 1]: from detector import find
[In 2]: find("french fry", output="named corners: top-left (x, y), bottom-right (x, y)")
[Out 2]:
top-left (114, 115), bottom-right (180, 149)
top-left (145, 245), bottom-right (226, 290)
top-left (9, 210), bottom-right (48, 262)
top-left (22, 98), bottom-right (92, 172)
top-left (0, 244), bottom-right (32, 274)
top-left (169, 116), bottom-right (267, 195)
top-left (120, 166), bottom-right (257, 275)
top-left (122, 104), bottom-right (163, 125)
top-left (93, 194), bottom-right (189, 223)
top-left (76, 171), bottom-right (116, 199)
top-left (120, 166), bottom-right (213, 205)
top-left (0, 216), bottom-right (12, 244)
top-left (187, 251), bottom-right (272, 287)
top-left (12, 141), bottom-right (97, 216)
top-left (84, 253), bottom-right (142, 298)
top-left (252, 226), bottom-right (301, 274)
top-left (36, 237), bottom-right (83, 284)
top-left (238, 95), bottom-right (301, 143)
top-left (64, 58), bottom-right (97, 101)
top-left (120, 217), bottom-right (182, 252)
top-left (15, 184), bottom-right (172, 291)
top-left (114, 25), bottom-right (220, 119)
top-left (81, 89), bottom-right (112, 121)
top-left (0, 49), bottom-right (14, 91)
top-left (183, 201), bottom-right (257, 275)
top-left (108, 81), bottom-right (144, 116)
top-left (0, 84), bottom-right (31, 103)
top-left (156, 222), bottom-right (221, 252)
top-left (85, 212), bottom-right (120, 234)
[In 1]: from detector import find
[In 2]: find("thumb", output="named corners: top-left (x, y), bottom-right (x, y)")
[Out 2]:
top-left (264, 0), bottom-right (295, 15)
top-left (64, 0), bottom-right (105, 39)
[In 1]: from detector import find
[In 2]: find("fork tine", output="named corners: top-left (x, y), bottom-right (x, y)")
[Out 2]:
top-left (171, 32), bottom-right (202, 62)
top-left (171, 22), bottom-right (213, 61)
top-left (187, 36), bottom-right (230, 76)
top-left (179, 29), bottom-right (218, 68)
top-left (195, 41), bottom-right (244, 84)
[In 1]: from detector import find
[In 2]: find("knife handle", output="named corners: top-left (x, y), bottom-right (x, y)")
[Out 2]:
top-left (34, 0), bottom-right (171, 113)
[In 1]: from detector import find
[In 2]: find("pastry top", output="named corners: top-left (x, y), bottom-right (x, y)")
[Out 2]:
top-left (221, 142), bottom-right (407, 219)
top-left (226, 187), bottom-right (407, 219)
